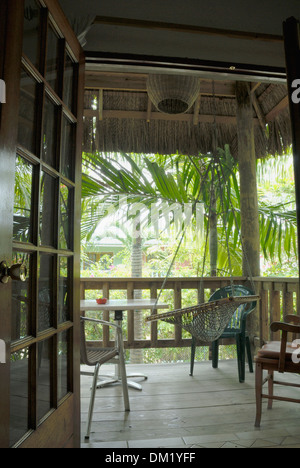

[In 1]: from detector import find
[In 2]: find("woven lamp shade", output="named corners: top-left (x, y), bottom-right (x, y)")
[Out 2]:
top-left (147, 74), bottom-right (200, 115)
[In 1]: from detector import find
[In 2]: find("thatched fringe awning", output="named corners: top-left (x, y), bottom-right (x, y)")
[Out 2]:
top-left (83, 79), bottom-right (291, 158)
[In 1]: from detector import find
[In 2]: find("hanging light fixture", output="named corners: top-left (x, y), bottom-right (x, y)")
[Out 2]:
top-left (147, 74), bottom-right (200, 115)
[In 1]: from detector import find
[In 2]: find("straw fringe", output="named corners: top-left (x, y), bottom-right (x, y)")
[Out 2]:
top-left (83, 83), bottom-right (291, 158)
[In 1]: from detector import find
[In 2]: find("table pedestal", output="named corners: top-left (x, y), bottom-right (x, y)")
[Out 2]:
top-left (97, 310), bottom-right (147, 391)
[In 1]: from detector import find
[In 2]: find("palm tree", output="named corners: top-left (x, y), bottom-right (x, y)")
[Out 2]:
top-left (81, 149), bottom-right (297, 277)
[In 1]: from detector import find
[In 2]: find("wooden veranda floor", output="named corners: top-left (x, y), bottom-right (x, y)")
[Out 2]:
top-left (80, 360), bottom-right (300, 449)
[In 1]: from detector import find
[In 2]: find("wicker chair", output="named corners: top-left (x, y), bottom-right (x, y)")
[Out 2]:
top-left (80, 317), bottom-right (130, 440)
top-left (255, 315), bottom-right (300, 427)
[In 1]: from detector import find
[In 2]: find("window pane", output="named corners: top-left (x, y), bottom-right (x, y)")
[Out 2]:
top-left (37, 339), bottom-right (52, 422)
top-left (58, 330), bottom-right (69, 401)
top-left (59, 183), bottom-right (73, 250)
top-left (61, 115), bottom-right (75, 180)
top-left (42, 95), bottom-right (58, 168)
top-left (38, 254), bottom-right (54, 331)
top-left (40, 171), bottom-right (57, 247)
top-left (64, 52), bottom-right (75, 111)
top-left (59, 257), bottom-right (71, 323)
top-left (12, 252), bottom-right (31, 340)
top-left (18, 68), bottom-right (38, 154)
top-left (23, 0), bottom-right (41, 69)
top-left (46, 25), bottom-right (60, 94)
top-left (10, 349), bottom-right (29, 447)
top-left (13, 156), bottom-right (33, 243)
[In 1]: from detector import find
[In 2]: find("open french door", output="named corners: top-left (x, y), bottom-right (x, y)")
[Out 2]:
top-left (0, 0), bottom-right (84, 448)
top-left (283, 17), bottom-right (300, 292)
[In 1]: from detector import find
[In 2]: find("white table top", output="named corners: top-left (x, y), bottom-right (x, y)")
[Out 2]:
top-left (80, 298), bottom-right (169, 311)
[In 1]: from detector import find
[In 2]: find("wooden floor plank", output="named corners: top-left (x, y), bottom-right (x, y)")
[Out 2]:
top-left (81, 360), bottom-right (300, 448)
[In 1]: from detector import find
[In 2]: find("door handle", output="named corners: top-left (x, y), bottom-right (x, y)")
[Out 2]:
top-left (0, 261), bottom-right (27, 284)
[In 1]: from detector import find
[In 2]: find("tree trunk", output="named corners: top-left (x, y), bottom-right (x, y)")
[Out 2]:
top-left (130, 215), bottom-right (143, 364)
top-left (209, 182), bottom-right (218, 276)
top-left (236, 81), bottom-right (260, 349)
top-left (236, 82), bottom-right (260, 277)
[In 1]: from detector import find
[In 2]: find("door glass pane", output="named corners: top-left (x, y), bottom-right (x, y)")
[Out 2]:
top-left (38, 254), bottom-right (54, 331)
top-left (40, 171), bottom-right (57, 247)
top-left (23, 0), bottom-right (41, 69)
top-left (58, 330), bottom-right (69, 401)
top-left (59, 184), bottom-right (72, 250)
top-left (46, 25), bottom-right (60, 94)
top-left (42, 95), bottom-right (58, 168)
top-left (61, 115), bottom-right (75, 180)
top-left (10, 349), bottom-right (29, 447)
top-left (13, 156), bottom-right (33, 243)
top-left (59, 257), bottom-right (70, 323)
top-left (11, 252), bottom-right (31, 341)
top-left (64, 53), bottom-right (74, 111)
top-left (37, 339), bottom-right (52, 422)
top-left (18, 68), bottom-right (38, 154)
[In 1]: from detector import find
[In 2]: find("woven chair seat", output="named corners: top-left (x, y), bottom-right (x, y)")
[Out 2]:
top-left (85, 347), bottom-right (119, 367)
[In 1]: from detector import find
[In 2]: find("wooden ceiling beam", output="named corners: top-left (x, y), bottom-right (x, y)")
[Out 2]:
top-left (94, 16), bottom-right (283, 43)
top-left (265, 95), bottom-right (288, 121)
top-left (85, 73), bottom-right (236, 96)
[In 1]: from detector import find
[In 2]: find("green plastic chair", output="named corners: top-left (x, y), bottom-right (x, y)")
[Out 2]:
top-left (190, 285), bottom-right (258, 382)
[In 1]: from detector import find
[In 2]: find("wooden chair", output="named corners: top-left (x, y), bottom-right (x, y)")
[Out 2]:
top-left (255, 315), bottom-right (300, 428)
top-left (80, 317), bottom-right (130, 440)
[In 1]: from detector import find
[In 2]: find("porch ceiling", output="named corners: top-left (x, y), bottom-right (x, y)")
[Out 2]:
top-left (83, 71), bottom-right (290, 158)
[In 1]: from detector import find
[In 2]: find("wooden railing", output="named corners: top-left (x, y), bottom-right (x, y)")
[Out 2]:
top-left (80, 276), bottom-right (299, 351)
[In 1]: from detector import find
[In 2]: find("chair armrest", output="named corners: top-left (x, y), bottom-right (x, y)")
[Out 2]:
top-left (285, 315), bottom-right (300, 326)
top-left (270, 321), bottom-right (300, 335)
top-left (270, 320), bottom-right (300, 372)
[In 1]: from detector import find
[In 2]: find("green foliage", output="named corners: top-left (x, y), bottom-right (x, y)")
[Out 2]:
top-left (80, 149), bottom-right (298, 363)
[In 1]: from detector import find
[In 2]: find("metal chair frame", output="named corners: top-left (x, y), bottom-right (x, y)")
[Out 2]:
top-left (80, 316), bottom-right (130, 440)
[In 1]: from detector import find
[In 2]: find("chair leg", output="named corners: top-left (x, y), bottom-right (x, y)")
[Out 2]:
top-left (190, 337), bottom-right (196, 376)
top-left (267, 371), bottom-right (274, 410)
top-left (118, 339), bottom-right (130, 412)
top-left (246, 336), bottom-right (253, 373)
top-left (212, 340), bottom-right (219, 369)
top-left (85, 362), bottom-right (100, 440)
top-left (255, 361), bottom-right (263, 428)
top-left (236, 336), bottom-right (245, 383)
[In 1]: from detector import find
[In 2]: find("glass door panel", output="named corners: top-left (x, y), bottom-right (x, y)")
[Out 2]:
top-left (61, 115), bottom-right (75, 180)
top-left (42, 94), bottom-right (59, 168)
top-left (13, 155), bottom-right (34, 243)
top-left (38, 254), bottom-right (54, 331)
top-left (59, 183), bottom-right (73, 250)
top-left (23, 0), bottom-right (41, 70)
top-left (57, 330), bottom-right (69, 401)
top-left (11, 251), bottom-right (32, 341)
top-left (37, 338), bottom-right (52, 422)
top-left (39, 171), bottom-right (57, 247)
top-left (18, 68), bottom-right (39, 154)
top-left (58, 256), bottom-right (71, 324)
top-left (45, 24), bottom-right (60, 94)
top-left (64, 52), bottom-right (75, 112)
top-left (10, 348), bottom-right (29, 447)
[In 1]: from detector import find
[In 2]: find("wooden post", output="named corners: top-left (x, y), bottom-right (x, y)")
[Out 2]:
top-left (236, 81), bottom-right (260, 348)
